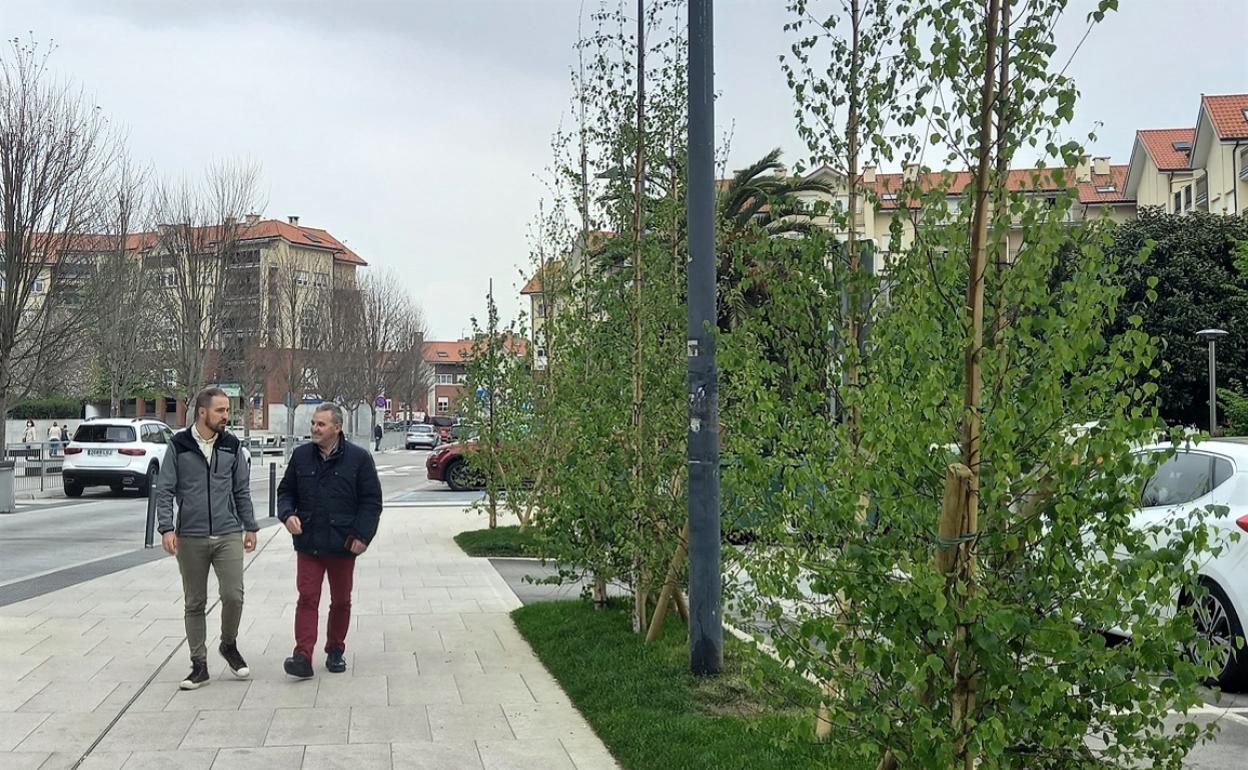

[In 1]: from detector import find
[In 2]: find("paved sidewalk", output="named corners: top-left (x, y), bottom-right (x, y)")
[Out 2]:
top-left (0, 506), bottom-right (619, 770)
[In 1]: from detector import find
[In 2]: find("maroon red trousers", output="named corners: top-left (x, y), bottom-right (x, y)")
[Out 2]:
top-left (294, 552), bottom-right (356, 659)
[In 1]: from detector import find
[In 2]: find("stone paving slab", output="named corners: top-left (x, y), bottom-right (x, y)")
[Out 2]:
top-left (0, 506), bottom-right (619, 769)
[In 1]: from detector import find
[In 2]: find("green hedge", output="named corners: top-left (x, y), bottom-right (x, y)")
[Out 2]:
top-left (9, 397), bottom-right (82, 419)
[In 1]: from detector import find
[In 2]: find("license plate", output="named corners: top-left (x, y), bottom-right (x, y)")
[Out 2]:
top-left (87, 449), bottom-right (112, 456)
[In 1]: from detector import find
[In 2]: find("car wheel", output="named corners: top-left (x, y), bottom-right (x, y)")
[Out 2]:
top-left (445, 459), bottom-right (478, 492)
top-left (1185, 579), bottom-right (1248, 690)
top-left (138, 462), bottom-right (158, 496)
top-left (64, 480), bottom-right (83, 497)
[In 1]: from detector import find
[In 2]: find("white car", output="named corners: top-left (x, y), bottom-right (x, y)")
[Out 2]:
top-left (62, 418), bottom-right (173, 497)
top-left (1119, 440), bottom-right (1248, 689)
top-left (405, 424), bottom-right (440, 450)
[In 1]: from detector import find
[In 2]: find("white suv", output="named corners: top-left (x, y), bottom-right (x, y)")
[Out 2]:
top-left (62, 418), bottom-right (173, 497)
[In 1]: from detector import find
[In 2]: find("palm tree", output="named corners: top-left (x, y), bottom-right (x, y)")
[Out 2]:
top-left (717, 148), bottom-right (835, 331)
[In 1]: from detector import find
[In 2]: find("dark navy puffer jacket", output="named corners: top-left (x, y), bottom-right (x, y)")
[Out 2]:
top-left (277, 437), bottom-right (383, 557)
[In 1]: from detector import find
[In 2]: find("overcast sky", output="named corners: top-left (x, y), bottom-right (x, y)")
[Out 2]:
top-left (6, 0), bottom-right (1246, 338)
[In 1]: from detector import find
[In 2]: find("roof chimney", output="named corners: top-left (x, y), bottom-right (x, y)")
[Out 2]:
top-left (773, 164), bottom-right (788, 178)
top-left (903, 163), bottom-right (920, 183)
top-left (244, 213), bottom-right (260, 227)
top-left (288, 215), bottom-right (300, 226)
top-left (862, 165), bottom-right (877, 184)
top-left (1092, 156), bottom-right (1110, 176)
top-left (1075, 157), bottom-right (1091, 183)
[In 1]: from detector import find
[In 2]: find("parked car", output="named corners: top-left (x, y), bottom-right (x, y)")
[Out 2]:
top-left (1106, 440), bottom-right (1248, 689)
top-left (62, 418), bottom-right (173, 497)
top-left (426, 440), bottom-right (483, 491)
top-left (426, 415), bottom-right (456, 443)
top-left (405, 424), bottom-right (440, 450)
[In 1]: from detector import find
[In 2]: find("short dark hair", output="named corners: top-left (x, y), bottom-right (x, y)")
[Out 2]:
top-left (194, 387), bottom-right (228, 419)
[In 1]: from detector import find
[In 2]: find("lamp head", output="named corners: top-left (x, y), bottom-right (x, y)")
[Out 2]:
top-left (1196, 329), bottom-right (1229, 341)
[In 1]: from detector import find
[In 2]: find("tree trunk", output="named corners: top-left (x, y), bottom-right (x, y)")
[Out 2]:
top-left (629, 0), bottom-right (648, 635)
top-left (953, 0), bottom-right (1001, 765)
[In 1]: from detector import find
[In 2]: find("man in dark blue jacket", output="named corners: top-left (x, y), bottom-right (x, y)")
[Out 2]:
top-left (277, 402), bottom-right (382, 678)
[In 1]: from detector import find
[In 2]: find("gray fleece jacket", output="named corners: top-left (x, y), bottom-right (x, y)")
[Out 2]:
top-left (155, 428), bottom-right (258, 536)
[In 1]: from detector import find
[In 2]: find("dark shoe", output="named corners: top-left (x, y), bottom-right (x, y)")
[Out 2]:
top-left (219, 641), bottom-right (250, 679)
top-left (283, 653), bottom-right (314, 679)
top-left (326, 649), bottom-right (347, 674)
top-left (179, 658), bottom-right (210, 690)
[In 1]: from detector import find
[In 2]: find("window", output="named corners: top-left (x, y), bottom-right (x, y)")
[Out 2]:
top-left (295, 270), bottom-right (309, 286)
top-left (1195, 176), bottom-right (1208, 208)
top-left (881, 193), bottom-right (898, 201)
top-left (456, 374), bottom-right (468, 384)
top-left (1185, 186), bottom-right (1193, 210)
top-left (1174, 191), bottom-right (1183, 213)
top-left (1141, 452), bottom-right (1233, 508)
top-left (73, 424), bottom-right (136, 443)
top-left (1095, 185), bottom-right (1115, 193)
top-left (437, 351), bottom-right (449, 358)
top-left (436, 374), bottom-right (454, 385)
top-left (1172, 140), bottom-right (1192, 152)
top-left (436, 397), bottom-right (449, 413)
top-left (31, 279), bottom-right (45, 294)
top-left (312, 272), bottom-right (329, 288)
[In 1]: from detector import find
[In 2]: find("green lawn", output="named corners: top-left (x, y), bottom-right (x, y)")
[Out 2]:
top-left (453, 525), bottom-right (544, 557)
top-left (512, 599), bottom-right (849, 770)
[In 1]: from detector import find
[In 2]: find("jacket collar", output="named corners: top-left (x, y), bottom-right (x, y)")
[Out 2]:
top-left (173, 427), bottom-right (239, 453)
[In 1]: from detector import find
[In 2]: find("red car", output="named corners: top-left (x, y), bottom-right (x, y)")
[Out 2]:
top-left (426, 441), bottom-right (483, 491)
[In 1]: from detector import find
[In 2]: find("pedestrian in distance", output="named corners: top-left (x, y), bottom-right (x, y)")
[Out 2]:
top-left (373, 421), bottom-right (383, 452)
top-left (155, 387), bottom-right (259, 690)
top-left (279, 402), bottom-right (383, 679)
top-left (47, 421), bottom-right (60, 457)
top-left (22, 419), bottom-right (35, 445)
top-left (60, 423), bottom-right (69, 443)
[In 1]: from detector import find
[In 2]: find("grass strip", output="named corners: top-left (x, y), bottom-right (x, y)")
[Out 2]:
top-left (454, 525), bottom-right (544, 557)
top-left (512, 598), bottom-right (842, 770)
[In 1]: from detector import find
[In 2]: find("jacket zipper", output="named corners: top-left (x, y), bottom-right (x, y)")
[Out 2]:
top-left (206, 441), bottom-right (215, 536)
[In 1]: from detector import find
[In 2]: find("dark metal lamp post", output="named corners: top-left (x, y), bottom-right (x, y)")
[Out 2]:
top-left (1197, 328), bottom-right (1229, 436)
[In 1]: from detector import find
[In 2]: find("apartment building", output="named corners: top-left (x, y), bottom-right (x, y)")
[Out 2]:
top-left (423, 339), bottom-right (471, 416)
top-left (1124, 94), bottom-right (1248, 216)
top-left (118, 216), bottom-right (367, 428)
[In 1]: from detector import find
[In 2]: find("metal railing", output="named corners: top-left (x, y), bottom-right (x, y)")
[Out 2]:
top-left (3, 443), bottom-right (64, 494)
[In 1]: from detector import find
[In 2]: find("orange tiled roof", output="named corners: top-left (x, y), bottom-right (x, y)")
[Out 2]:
top-left (423, 335), bottom-right (527, 364)
top-left (1137, 128), bottom-right (1195, 171)
top-left (871, 164), bottom-right (1133, 209)
top-left (1202, 94), bottom-right (1248, 140)
top-left (521, 261), bottom-right (561, 295)
top-left (123, 219), bottom-right (366, 266)
top-left (1076, 165), bottom-right (1133, 204)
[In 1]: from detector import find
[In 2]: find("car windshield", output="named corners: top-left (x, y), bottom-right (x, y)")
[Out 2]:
top-left (73, 424), bottom-right (136, 443)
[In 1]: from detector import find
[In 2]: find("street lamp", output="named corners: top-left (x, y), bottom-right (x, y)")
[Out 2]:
top-left (1196, 329), bottom-right (1228, 436)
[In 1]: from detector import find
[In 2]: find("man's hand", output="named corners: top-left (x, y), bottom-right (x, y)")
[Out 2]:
top-left (285, 515), bottom-right (302, 535)
top-left (161, 531), bottom-right (177, 556)
top-left (348, 537), bottom-right (367, 555)
top-left (243, 531), bottom-right (257, 552)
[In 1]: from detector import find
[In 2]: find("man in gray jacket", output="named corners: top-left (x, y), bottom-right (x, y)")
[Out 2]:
top-left (156, 387), bottom-right (259, 690)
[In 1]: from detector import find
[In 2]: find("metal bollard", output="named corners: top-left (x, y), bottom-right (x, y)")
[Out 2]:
top-left (269, 462), bottom-right (277, 518)
top-left (145, 483), bottom-right (157, 548)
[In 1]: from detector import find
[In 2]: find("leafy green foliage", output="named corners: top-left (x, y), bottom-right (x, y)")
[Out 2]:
top-left (1102, 210), bottom-right (1248, 429)
top-left (9, 396), bottom-right (82, 419)
top-left (460, 289), bottom-right (537, 529)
